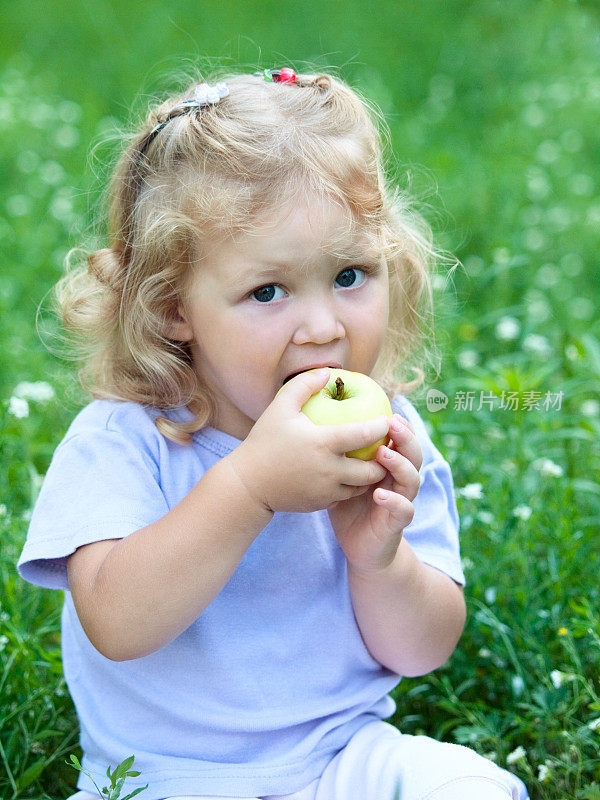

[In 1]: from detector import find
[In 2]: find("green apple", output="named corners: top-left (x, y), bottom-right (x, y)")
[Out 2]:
top-left (301, 368), bottom-right (392, 460)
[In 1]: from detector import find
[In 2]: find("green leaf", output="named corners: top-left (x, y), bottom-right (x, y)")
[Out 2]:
top-left (15, 758), bottom-right (47, 791)
top-left (578, 782), bottom-right (600, 800)
top-left (110, 775), bottom-right (127, 799)
top-left (113, 755), bottom-right (136, 779)
top-left (68, 754), bottom-right (83, 771)
top-left (122, 785), bottom-right (149, 800)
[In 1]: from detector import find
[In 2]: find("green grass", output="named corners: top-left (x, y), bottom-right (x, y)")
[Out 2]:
top-left (2, 1), bottom-right (600, 798)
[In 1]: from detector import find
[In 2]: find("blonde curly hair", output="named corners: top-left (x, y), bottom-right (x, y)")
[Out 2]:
top-left (56, 68), bottom-right (448, 444)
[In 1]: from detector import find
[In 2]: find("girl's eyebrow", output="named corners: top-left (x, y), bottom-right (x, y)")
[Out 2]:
top-left (229, 245), bottom-right (381, 282)
top-left (229, 264), bottom-right (290, 285)
top-left (230, 255), bottom-right (380, 286)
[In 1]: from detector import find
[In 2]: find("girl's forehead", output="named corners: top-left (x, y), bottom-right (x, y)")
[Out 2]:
top-left (229, 195), bottom-right (378, 259)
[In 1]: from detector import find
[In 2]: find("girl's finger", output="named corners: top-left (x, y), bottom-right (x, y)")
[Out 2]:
top-left (323, 415), bottom-right (391, 455)
top-left (375, 446), bottom-right (421, 500)
top-left (373, 489), bottom-right (415, 528)
top-left (336, 484), bottom-right (373, 502)
top-left (387, 415), bottom-right (423, 471)
top-left (340, 456), bottom-right (388, 487)
top-left (277, 368), bottom-right (331, 410)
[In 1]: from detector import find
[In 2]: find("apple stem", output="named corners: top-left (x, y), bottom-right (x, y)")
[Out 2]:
top-left (333, 377), bottom-right (344, 400)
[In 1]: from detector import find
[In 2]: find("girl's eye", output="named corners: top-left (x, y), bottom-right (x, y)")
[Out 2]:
top-left (251, 268), bottom-right (368, 303)
top-left (335, 267), bottom-right (366, 289)
top-left (251, 284), bottom-right (285, 303)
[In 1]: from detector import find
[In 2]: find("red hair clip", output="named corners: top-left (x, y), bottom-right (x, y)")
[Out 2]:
top-left (262, 68), bottom-right (296, 84)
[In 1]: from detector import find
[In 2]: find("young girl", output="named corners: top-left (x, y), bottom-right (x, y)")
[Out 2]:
top-left (18, 68), bottom-right (528, 800)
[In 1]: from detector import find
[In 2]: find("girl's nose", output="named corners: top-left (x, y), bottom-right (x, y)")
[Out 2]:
top-left (291, 297), bottom-right (346, 345)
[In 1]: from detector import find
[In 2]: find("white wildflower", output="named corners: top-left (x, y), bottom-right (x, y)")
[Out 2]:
top-left (523, 334), bottom-right (552, 356)
top-left (493, 247), bottom-right (511, 264)
top-left (457, 349), bottom-right (480, 369)
top-left (513, 505), bottom-right (532, 521)
top-left (0, 635), bottom-right (8, 651)
top-left (565, 344), bottom-right (580, 361)
top-left (512, 675), bottom-right (525, 696)
top-left (54, 125), bottom-right (80, 149)
top-left (523, 105), bottom-right (546, 127)
top-left (8, 397), bottom-right (29, 418)
top-left (461, 557), bottom-right (475, 571)
top-left (523, 228), bottom-right (546, 251)
top-left (431, 273), bottom-right (448, 291)
top-left (560, 129), bottom-right (582, 152)
top-left (550, 670), bottom-right (566, 688)
top-left (457, 483), bottom-right (484, 500)
top-left (581, 399), bottom-right (599, 417)
top-left (39, 160), bottom-right (65, 185)
top-left (538, 763), bottom-right (550, 781)
top-left (442, 434), bottom-right (462, 449)
top-left (477, 511), bottom-right (494, 525)
top-left (537, 263), bottom-right (560, 286)
top-left (569, 297), bottom-right (594, 320)
top-left (560, 252), bottom-right (584, 274)
top-left (527, 296), bottom-right (551, 323)
top-left (536, 140), bottom-right (560, 164)
top-left (464, 255), bottom-right (484, 275)
top-left (588, 718), bottom-right (600, 731)
top-left (507, 746), bottom-right (527, 764)
top-left (13, 381), bottom-right (55, 402)
top-left (16, 149), bottom-right (40, 173)
top-left (58, 100), bottom-right (82, 124)
top-left (526, 168), bottom-right (551, 199)
top-left (485, 587), bottom-right (497, 604)
top-left (495, 316), bottom-right (520, 341)
top-left (570, 173), bottom-right (594, 196)
top-left (6, 195), bottom-right (32, 216)
top-left (533, 458), bottom-right (564, 477)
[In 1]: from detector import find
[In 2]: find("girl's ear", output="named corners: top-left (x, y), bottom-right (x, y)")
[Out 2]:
top-left (166, 304), bottom-right (195, 342)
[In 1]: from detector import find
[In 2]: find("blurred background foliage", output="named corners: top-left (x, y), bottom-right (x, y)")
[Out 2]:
top-left (1, 1), bottom-right (599, 798)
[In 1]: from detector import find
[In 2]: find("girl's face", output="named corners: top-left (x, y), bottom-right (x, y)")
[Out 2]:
top-left (174, 194), bottom-right (390, 440)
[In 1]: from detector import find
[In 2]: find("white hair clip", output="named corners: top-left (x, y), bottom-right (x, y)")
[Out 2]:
top-left (181, 82), bottom-right (229, 108)
top-left (140, 82), bottom-right (229, 155)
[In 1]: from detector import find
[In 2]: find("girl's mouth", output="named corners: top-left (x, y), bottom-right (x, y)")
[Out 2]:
top-left (282, 363), bottom-right (342, 385)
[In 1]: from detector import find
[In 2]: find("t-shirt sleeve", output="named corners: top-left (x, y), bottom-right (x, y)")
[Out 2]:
top-left (391, 395), bottom-right (465, 586)
top-left (17, 423), bottom-right (170, 591)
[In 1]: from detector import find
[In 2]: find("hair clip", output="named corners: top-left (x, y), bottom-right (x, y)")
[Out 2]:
top-left (179, 82), bottom-right (229, 108)
top-left (139, 82), bottom-right (229, 157)
top-left (260, 68), bottom-right (297, 84)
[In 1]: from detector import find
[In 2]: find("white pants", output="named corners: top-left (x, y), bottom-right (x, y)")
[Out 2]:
top-left (67, 720), bottom-right (529, 800)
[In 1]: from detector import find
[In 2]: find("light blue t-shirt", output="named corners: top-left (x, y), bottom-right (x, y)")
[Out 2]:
top-left (18, 395), bottom-right (465, 799)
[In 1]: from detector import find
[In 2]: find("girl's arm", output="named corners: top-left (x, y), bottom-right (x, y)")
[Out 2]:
top-left (67, 455), bottom-right (273, 661)
top-left (347, 540), bottom-right (466, 677)
top-left (328, 410), bottom-right (466, 677)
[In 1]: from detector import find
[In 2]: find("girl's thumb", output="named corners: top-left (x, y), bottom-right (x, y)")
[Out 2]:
top-left (277, 368), bottom-right (331, 409)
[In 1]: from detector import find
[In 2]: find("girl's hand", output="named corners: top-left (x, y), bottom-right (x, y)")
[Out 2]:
top-left (327, 414), bottom-right (423, 575)
top-left (228, 370), bottom-right (389, 514)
